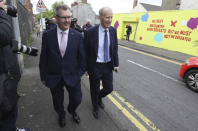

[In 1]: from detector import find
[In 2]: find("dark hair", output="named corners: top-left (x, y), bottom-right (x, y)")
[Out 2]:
top-left (71, 18), bottom-right (77, 22)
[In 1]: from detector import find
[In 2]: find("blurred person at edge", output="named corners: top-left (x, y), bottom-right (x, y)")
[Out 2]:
top-left (45, 17), bottom-right (57, 30)
top-left (126, 24), bottom-right (132, 41)
top-left (82, 19), bottom-right (92, 33)
top-left (0, 0), bottom-right (37, 130)
top-left (36, 24), bottom-right (41, 37)
top-left (70, 18), bottom-right (83, 33)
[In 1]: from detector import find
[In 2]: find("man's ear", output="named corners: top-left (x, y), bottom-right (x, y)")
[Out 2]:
top-left (99, 15), bottom-right (102, 21)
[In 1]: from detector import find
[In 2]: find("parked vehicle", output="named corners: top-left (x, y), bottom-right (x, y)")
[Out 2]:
top-left (180, 57), bottom-right (198, 92)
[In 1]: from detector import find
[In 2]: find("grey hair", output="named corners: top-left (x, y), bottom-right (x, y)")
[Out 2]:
top-left (55, 4), bottom-right (71, 16)
top-left (87, 19), bottom-right (91, 22)
top-left (99, 7), bottom-right (112, 16)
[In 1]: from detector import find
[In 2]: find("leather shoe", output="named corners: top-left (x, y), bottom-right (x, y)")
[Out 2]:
top-left (92, 110), bottom-right (99, 119)
top-left (99, 101), bottom-right (105, 109)
top-left (72, 112), bottom-right (80, 124)
top-left (59, 117), bottom-right (66, 127)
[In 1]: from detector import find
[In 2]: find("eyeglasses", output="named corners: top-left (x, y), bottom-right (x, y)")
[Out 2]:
top-left (56, 15), bottom-right (71, 20)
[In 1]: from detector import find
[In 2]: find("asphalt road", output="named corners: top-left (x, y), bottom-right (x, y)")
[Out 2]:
top-left (16, 33), bottom-right (198, 131)
top-left (84, 46), bottom-right (198, 131)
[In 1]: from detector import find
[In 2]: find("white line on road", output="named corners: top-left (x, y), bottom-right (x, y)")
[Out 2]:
top-left (127, 60), bottom-right (183, 84)
top-left (120, 46), bottom-right (182, 65)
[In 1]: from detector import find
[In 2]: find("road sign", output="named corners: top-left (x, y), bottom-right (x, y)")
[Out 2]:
top-left (36, 0), bottom-right (46, 12)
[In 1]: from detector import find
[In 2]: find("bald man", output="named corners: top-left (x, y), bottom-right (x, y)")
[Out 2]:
top-left (84, 7), bottom-right (119, 119)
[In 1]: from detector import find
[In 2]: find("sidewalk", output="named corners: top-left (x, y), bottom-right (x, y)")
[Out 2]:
top-left (16, 33), bottom-right (121, 131)
top-left (118, 40), bottom-right (195, 62)
top-left (16, 33), bottom-right (194, 130)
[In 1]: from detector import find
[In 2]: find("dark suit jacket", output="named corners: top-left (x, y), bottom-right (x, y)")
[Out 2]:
top-left (84, 25), bottom-right (119, 73)
top-left (39, 27), bottom-right (86, 88)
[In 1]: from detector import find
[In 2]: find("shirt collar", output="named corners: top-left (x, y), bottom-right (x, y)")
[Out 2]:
top-left (57, 26), bottom-right (69, 34)
top-left (99, 24), bottom-right (109, 32)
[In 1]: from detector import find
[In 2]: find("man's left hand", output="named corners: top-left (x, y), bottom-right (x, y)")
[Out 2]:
top-left (114, 67), bottom-right (119, 73)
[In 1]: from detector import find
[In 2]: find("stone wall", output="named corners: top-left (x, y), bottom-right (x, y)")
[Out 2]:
top-left (17, 0), bottom-right (33, 45)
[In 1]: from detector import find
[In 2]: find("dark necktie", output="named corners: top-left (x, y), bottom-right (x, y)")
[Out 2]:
top-left (104, 30), bottom-right (109, 62)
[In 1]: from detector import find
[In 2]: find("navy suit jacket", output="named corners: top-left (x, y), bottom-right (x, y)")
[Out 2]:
top-left (39, 27), bottom-right (86, 88)
top-left (84, 25), bottom-right (119, 73)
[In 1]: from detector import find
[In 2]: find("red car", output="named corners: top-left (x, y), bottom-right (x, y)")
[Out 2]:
top-left (180, 57), bottom-right (198, 92)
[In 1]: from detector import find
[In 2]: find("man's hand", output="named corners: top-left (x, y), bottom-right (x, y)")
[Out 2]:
top-left (42, 81), bottom-right (46, 86)
top-left (114, 67), bottom-right (119, 73)
top-left (29, 47), bottom-right (38, 56)
top-left (85, 71), bottom-right (89, 76)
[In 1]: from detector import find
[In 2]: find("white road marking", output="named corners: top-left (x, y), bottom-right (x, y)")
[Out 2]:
top-left (127, 60), bottom-right (183, 84)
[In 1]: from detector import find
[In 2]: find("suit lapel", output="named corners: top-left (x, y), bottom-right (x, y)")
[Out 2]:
top-left (65, 28), bottom-right (74, 56)
top-left (109, 27), bottom-right (113, 57)
top-left (53, 27), bottom-right (62, 56)
top-left (94, 25), bottom-right (99, 56)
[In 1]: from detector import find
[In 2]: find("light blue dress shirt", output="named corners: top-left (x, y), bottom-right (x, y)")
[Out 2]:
top-left (96, 25), bottom-right (111, 63)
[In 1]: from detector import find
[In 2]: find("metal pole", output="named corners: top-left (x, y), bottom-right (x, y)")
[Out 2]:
top-left (10, 0), bottom-right (24, 73)
top-left (133, 22), bottom-right (139, 41)
top-left (40, 12), bottom-right (43, 33)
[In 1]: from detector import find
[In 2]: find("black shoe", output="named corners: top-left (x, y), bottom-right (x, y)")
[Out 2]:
top-left (92, 110), bottom-right (99, 119)
top-left (59, 117), bottom-right (66, 127)
top-left (99, 101), bottom-right (105, 109)
top-left (72, 112), bottom-right (80, 124)
top-left (16, 128), bottom-right (30, 131)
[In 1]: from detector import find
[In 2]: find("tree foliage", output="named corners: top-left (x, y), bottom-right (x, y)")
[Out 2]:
top-left (36, 1), bottom-right (65, 22)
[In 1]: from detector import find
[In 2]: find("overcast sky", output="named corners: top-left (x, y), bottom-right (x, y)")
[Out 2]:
top-left (32, 0), bottom-right (162, 14)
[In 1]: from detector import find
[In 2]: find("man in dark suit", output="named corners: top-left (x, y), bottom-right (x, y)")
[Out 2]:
top-left (39, 4), bottom-right (86, 127)
top-left (84, 7), bottom-right (119, 119)
top-left (126, 24), bottom-right (132, 41)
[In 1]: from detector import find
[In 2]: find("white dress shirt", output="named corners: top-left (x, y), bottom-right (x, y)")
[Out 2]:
top-left (57, 26), bottom-right (69, 50)
top-left (96, 24), bottom-right (111, 63)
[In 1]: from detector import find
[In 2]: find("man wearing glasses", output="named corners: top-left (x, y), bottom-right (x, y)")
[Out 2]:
top-left (39, 4), bottom-right (86, 127)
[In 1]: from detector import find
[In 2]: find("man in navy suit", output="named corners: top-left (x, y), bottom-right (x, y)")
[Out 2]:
top-left (84, 7), bottom-right (119, 119)
top-left (39, 4), bottom-right (86, 127)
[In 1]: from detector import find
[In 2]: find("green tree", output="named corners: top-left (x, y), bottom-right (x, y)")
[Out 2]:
top-left (43, 8), bottom-right (54, 18)
top-left (36, 1), bottom-right (65, 22)
top-left (51, 1), bottom-right (65, 16)
top-left (36, 8), bottom-right (53, 21)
